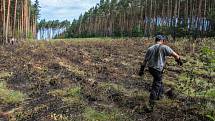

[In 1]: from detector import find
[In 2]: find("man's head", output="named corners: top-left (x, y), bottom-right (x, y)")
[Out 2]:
top-left (155, 35), bottom-right (168, 44)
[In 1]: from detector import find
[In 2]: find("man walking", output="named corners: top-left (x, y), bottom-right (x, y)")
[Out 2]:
top-left (139, 35), bottom-right (183, 112)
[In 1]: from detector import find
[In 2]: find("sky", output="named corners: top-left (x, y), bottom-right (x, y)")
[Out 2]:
top-left (33, 0), bottom-right (100, 21)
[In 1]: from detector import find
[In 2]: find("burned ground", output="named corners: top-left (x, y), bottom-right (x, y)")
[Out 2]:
top-left (0, 38), bottom-right (214, 121)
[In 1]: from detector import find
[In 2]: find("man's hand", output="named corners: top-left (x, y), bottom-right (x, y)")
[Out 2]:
top-left (138, 65), bottom-right (145, 76)
top-left (171, 52), bottom-right (183, 66)
top-left (175, 58), bottom-right (183, 66)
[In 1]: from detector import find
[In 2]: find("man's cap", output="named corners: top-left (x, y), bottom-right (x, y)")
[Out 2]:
top-left (155, 35), bottom-right (168, 41)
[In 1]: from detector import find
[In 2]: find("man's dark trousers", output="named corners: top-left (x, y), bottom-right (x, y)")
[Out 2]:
top-left (148, 67), bottom-right (164, 103)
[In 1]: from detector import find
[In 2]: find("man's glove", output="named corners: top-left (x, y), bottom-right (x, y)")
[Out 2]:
top-left (138, 65), bottom-right (145, 76)
top-left (175, 58), bottom-right (183, 66)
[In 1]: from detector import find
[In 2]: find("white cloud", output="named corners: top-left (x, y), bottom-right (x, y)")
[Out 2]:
top-left (32, 0), bottom-right (100, 21)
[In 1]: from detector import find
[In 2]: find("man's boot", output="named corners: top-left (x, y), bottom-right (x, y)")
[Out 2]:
top-left (145, 100), bottom-right (155, 113)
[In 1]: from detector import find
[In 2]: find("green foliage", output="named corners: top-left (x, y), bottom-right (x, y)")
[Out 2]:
top-left (205, 109), bottom-right (215, 121)
top-left (83, 107), bottom-right (110, 121)
top-left (157, 26), bottom-right (171, 35)
top-left (173, 26), bottom-right (190, 38)
top-left (27, 32), bottom-right (34, 39)
top-left (0, 82), bottom-right (25, 104)
top-left (206, 114), bottom-right (215, 121)
top-left (0, 71), bottom-right (12, 79)
top-left (113, 27), bottom-right (123, 37)
top-left (83, 107), bottom-right (129, 121)
top-left (206, 89), bottom-right (215, 98)
top-left (208, 8), bottom-right (215, 23)
top-left (200, 47), bottom-right (215, 66)
top-left (177, 71), bottom-right (214, 97)
top-left (98, 82), bottom-right (125, 92)
top-left (132, 25), bottom-right (144, 37)
top-left (67, 87), bottom-right (81, 97)
top-left (33, 0), bottom-right (40, 17)
top-left (49, 86), bottom-right (85, 106)
top-left (63, 86), bottom-right (86, 106)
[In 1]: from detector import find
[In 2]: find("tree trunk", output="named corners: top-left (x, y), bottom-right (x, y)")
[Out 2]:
top-left (149, 0), bottom-right (153, 36)
top-left (5, 0), bottom-right (11, 43)
top-left (3, 0), bottom-right (5, 41)
top-left (24, 0), bottom-right (28, 38)
top-left (0, 0), bottom-right (3, 43)
top-left (144, 0), bottom-right (148, 36)
top-left (21, 1), bottom-right (24, 37)
top-left (13, 0), bottom-right (18, 37)
top-left (197, 0), bottom-right (203, 36)
top-left (33, 16), bottom-right (37, 39)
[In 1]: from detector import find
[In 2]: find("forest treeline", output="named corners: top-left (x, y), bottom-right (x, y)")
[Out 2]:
top-left (1, 0), bottom-right (215, 41)
top-left (0, 0), bottom-right (39, 44)
top-left (62, 0), bottom-right (215, 39)
top-left (37, 20), bottom-right (70, 40)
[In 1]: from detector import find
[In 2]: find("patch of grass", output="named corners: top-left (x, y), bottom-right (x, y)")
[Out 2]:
top-left (193, 69), bottom-right (209, 75)
top-left (98, 82), bottom-right (125, 93)
top-left (62, 96), bottom-right (85, 106)
top-left (98, 83), bottom-right (143, 96)
top-left (55, 37), bottom-right (117, 43)
top-left (201, 107), bottom-right (215, 121)
top-left (157, 99), bottom-right (180, 108)
top-left (48, 89), bottom-right (67, 97)
top-left (0, 82), bottom-right (25, 104)
top-left (83, 107), bottom-right (130, 121)
top-left (49, 86), bottom-right (84, 105)
top-left (96, 82), bottom-right (128, 102)
top-left (205, 89), bottom-right (215, 98)
top-left (64, 86), bottom-right (85, 106)
top-left (59, 61), bottom-right (85, 77)
top-left (33, 104), bottom-right (49, 112)
top-left (67, 86), bottom-right (81, 97)
top-left (83, 107), bottom-right (110, 121)
top-left (85, 82), bottom-right (149, 108)
top-left (49, 86), bottom-right (82, 98)
top-left (130, 89), bottom-right (149, 99)
top-left (177, 72), bottom-right (215, 99)
top-left (206, 115), bottom-right (215, 121)
top-left (164, 79), bottom-right (176, 87)
top-left (0, 71), bottom-right (12, 79)
top-left (178, 73), bottom-right (189, 82)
